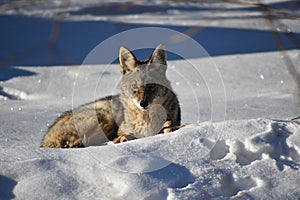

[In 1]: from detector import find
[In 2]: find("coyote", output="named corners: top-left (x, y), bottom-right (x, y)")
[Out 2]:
top-left (41, 44), bottom-right (181, 148)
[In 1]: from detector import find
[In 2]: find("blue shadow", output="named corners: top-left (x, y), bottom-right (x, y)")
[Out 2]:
top-left (0, 12), bottom-right (299, 68)
top-left (0, 176), bottom-right (17, 200)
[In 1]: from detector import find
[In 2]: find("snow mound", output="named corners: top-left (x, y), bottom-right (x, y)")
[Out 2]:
top-left (1, 118), bottom-right (300, 199)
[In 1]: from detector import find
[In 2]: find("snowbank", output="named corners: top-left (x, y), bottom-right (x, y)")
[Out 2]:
top-left (1, 118), bottom-right (300, 199)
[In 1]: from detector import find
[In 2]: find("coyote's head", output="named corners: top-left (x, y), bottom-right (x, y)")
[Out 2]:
top-left (119, 44), bottom-right (172, 110)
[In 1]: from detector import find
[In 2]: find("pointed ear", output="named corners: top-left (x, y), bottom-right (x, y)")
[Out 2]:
top-left (149, 44), bottom-right (167, 65)
top-left (119, 46), bottom-right (137, 75)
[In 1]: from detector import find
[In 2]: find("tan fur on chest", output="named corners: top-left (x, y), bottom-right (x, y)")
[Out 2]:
top-left (127, 101), bottom-right (150, 125)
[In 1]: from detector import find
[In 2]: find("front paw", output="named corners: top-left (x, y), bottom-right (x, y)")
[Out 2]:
top-left (161, 120), bottom-right (172, 133)
top-left (160, 121), bottom-right (183, 134)
top-left (120, 134), bottom-right (137, 143)
top-left (113, 134), bottom-right (137, 143)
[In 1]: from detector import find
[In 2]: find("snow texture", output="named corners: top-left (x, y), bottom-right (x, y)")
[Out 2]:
top-left (1, 0), bottom-right (300, 199)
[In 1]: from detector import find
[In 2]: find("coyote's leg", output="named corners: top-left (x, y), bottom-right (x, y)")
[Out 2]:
top-left (162, 120), bottom-right (172, 133)
top-left (159, 120), bottom-right (182, 134)
top-left (113, 128), bottom-right (137, 143)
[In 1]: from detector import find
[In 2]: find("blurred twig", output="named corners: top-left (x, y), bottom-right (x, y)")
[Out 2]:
top-left (223, 0), bottom-right (300, 50)
top-left (170, 4), bottom-right (227, 43)
top-left (257, 1), bottom-right (300, 101)
top-left (0, 0), bottom-right (80, 68)
top-left (226, 0), bottom-right (300, 21)
top-left (228, 0), bottom-right (300, 119)
top-left (257, 0), bottom-right (300, 118)
top-left (0, 0), bottom-right (45, 12)
top-left (0, 43), bottom-right (47, 70)
top-left (45, 1), bottom-right (80, 65)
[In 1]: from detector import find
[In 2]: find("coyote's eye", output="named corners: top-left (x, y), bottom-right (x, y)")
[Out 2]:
top-left (131, 82), bottom-right (138, 91)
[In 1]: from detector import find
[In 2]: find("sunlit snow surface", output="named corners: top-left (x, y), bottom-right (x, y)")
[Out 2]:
top-left (1, 0), bottom-right (300, 199)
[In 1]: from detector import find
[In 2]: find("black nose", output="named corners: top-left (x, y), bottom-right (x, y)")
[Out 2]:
top-left (140, 100), bottom-right (149, 108)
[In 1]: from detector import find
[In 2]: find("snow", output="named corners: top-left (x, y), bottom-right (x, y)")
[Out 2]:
top-left (1, 0), bottom-right (300, 199)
